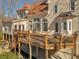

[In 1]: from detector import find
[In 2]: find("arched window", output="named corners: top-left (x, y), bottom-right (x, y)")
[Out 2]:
top-left (33, 18), bottom-right (41, 32)
top-left (19, 25), bottom-right (21, 31)
top-left (42, 19), bottom-right (48, 31)
top-left (14, 25), bottom-right (17, 31)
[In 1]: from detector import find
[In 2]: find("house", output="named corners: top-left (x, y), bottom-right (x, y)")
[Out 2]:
top-left (16, 0), bottom-right (79, 36)
top-left (2, 0), bottom-right (79, 59)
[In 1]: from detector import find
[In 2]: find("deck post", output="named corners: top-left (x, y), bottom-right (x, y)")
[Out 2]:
top-left (3, 33), bottom-right (4, 41)
top-left (8, 34), bottom-right (10, 46)
top-left (60, 36), bottom-right (63, 49)
top-left (71, 48), bottom-right (74, 59)
top-left (18, 38), bottom-right (21, 59)
top-left (14, 35), bottom-right (16, 54)
top-left (28, 31), bottom-right (32, 59)
top-left (45, 35), bottom-right (48, 59)
top-left (73, 35), bottom-right (77, 56)
top-left (18, 33), bottom-right (21, 59)
top-left (6, 34), bottom-right (7, 41)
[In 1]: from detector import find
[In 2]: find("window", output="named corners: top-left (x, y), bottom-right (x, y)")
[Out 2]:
top-left (29, 23), bottom-right (32, 31)
top-left (19, 25), bottom-right (21, 31)
top-left (5, 27), bottom-right (6, 31)
top-left (33, 18), bottom-right (41, 32)
top-left (69, 21), bottom-right (71, 30)
top-left (14, 25), bottom-right (17, 30)
top-left (42, 19), bottom-right (48, 31)
top-left (63, 22), bottom-right (67, 30)
top-left (54, 5), bottom-right (58, 13)
top-left (22, 25), bottom-right (24, 31)
top-left (70, 0), bottom-right (75, 11)
top-left (55, 23), bottom-right (58, 32)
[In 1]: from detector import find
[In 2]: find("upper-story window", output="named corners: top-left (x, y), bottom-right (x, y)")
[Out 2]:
top-left (69, 21), bottom-right (71, 30)
top-left (63, 22), bottom-right (67, 30)
top-left (55, 23), bottom-right (58, 32)
top-left (70, 0), bottom-right (75, 11)
top-left (19, 25), bottom-right (21, 31)
top-left (14, 25), bottom-right (17, 30)
top-left (22, 25), bottom-right (24, 31)
top-left (33, 18), bottom-right (41, 32)
top-left (42, 19), bottom-right (48, 31)
top-left (17, 12), bottom-right (25, 19)
top-left (54, 5), bottom-right (58, 13)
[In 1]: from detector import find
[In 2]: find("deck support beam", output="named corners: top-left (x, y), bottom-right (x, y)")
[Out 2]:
top-left (18, 38), bottom-right (21, 59)
top-left (13, 35), bottom-right (16, 54)
top-left (45, 49), bottom-right (48, 59)
top-left (28, 31), bottom-right (32, 59)
top-left (45, 35), bottom-right (48, 59)
top-left (73, 35), bottom-right (77, 56)
top-left (60, 36), bottom-right (63, 49)
top-left (3, 33), bottom-right (4, 41)
top-left (29, 44), bottom-right (32, 59)
top-left (6, 34), bottom-right (7, 41)
top-left (8, 34), bottom-right (11, 46)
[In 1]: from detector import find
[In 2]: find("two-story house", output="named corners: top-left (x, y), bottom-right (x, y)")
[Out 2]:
top-left (2, 0), bottom-right (79, 59)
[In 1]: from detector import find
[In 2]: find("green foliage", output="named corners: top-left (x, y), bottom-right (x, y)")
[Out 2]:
top-left (0, 32), bottom-right (2, 46)
top-left (0, 32), bottom-right (2, 40)
top-left (0, 52), bottom-right (19, 59)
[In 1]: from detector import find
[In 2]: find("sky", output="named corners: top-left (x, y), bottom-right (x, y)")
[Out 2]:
top-left (0, 0), bottom-right (41, 17)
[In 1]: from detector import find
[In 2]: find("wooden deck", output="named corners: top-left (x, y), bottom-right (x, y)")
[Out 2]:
top-left (13, 31), bottom-right (77, 49)
top-left (4, 30), bottom-right (77, 59)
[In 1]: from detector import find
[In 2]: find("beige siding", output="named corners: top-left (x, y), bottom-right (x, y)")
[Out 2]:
top-left (47, 0), bottom-right (79, 34)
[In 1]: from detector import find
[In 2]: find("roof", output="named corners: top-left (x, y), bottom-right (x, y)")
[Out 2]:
top-left (58, 11), bottom-right (76, 19)
top-left (17, 0), bottom-right (48, 15)
top-left (17, 4), bottom-right (31, 12)
top-left (27, 12), bottom-right (47, 19)
top-left (24, 4), bottom-right (31, 9)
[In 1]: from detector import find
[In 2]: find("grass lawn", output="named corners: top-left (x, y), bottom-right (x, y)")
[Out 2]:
top-left (0, 52), bottom-right (19, 59)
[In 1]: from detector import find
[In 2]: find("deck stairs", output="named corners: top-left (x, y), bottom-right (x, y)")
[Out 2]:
top-left (51, 48), bottom-right (77, 59)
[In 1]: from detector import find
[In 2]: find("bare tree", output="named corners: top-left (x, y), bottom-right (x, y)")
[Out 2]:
top-left (8, 0), bottom-right (19, 18)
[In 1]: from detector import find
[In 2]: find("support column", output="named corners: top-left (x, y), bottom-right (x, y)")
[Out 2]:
top-left (18, 38), bottom-right (21, 59)
top-left (6, 34), bottom-right (7, 41)
top-left (60, 36), bottom-right (63, 49)
top-left (73, 35), bottom-right (77, 56)
top-left (14, 35), bottom-right (16, 54)
top-left (50, 50), bottom-right (53, 57)
top-left (28, 31), bottom-right (32, 59)
top-left (45, 49), bottom-right (48, 59)
top-left (45, 35), bottom-right (48, 59)
top-left (12, 33), bottom-right (14, 41)
top-left (3, 33), bottom-right (4, 41)
top-left (8, 34), bottom-right (10, 46)
top-left (71, 48), bottom-right (74, 59)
